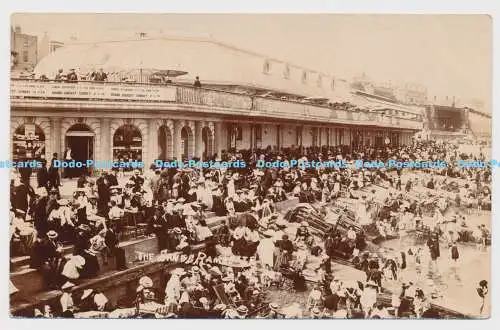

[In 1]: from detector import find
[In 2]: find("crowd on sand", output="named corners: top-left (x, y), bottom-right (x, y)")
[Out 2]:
top-left (10, 138), bottom-right (491, 318)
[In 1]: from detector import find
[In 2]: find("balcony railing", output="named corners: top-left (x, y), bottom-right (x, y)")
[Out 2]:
top-left (11, 79), bottom-right (422, 130)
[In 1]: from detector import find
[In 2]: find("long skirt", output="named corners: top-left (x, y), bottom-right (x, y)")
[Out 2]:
top-left (274, 250), bottom-right (291, 271)
top-left (243, 241), bottom-right (259, 258)
top-left (231, 238), bottom-right (246, 256)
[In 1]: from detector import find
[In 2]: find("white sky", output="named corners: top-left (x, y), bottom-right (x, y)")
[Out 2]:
top-left (11, 13), bottom-right (492, 109)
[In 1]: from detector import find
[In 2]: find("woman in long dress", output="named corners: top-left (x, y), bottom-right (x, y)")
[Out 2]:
top-left (477, 280), bottom-right (489, 317)
top-left (357, 196), bottom-right (371, 226)
top-left (257, 231), bottom-right (275, 268)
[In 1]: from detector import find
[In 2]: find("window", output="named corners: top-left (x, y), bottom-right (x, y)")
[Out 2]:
top-left (302, 71), bottom-right (308, 84)
top-left (13, 124), bottom-right (46, 163)
top-left (22, 51), bottom-right (28, 62)
top-left (113, 124), bottom-right (142, 164)
top-left (263, 60), bottom-right (271, 74)
top-left (317, 75), bottom-right (323, 88)
top-left (331, 79), bottom-right (335, 90)
top-left (283, 64), bottom-right (290, 79)
top-left (23, 40), bottom-right (28, 48)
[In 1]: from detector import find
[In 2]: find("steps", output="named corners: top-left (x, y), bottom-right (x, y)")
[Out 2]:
top-left (10, 197), bottom-right (300, 315)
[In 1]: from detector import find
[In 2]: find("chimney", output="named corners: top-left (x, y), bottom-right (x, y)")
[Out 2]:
top-left (15, 25), bottom-right (21, 34)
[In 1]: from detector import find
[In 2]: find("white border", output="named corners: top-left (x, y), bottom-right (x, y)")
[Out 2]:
top-left (1, 1), bottom-right (499, 330)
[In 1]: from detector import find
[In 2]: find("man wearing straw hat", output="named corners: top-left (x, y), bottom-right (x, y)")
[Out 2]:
top-left (165, 268), bottom-right (185, 305)
top-left (60, 281), bottom-right (76, 316)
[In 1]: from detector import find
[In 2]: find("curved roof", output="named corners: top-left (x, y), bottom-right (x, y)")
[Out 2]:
top-left (34, 36), bottom-right (351, 100)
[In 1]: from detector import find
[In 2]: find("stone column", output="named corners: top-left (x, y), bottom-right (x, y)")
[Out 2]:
top-left (148, 118), bottom-right (158, 166)
top-left (276, 124), bottom-right (281, 150)
top-left (51, 117), bottom-right (61, 159)
top-left (173, 120), bottom-right (182, 161)
top-left (100, 118), bottom-right (110, 162)
top-left (214, 122), bottom-right (223, 158)
top-left (195, 121), bottom-right (203, 159)
top-left (249, 124), bottom-right (254, 151)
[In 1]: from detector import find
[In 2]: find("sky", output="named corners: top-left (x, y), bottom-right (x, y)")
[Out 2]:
top-left (11, 13), bottom-right (492, 110)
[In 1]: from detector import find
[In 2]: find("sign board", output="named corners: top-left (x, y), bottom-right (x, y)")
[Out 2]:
top-left (156, 251), bottom-right (253, 269)
top-left (11, 81), bottom-right (177, 103)
top-left (24, 124), bottom-right (36, 140)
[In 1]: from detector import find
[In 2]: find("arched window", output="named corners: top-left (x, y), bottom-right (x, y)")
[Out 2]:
top-left (113, 124), bottom-right (142, 165)
top-left (12, 124), bottom-right (46, 162)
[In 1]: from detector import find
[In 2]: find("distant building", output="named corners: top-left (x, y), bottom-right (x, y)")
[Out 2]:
top-left (38, 32), bottom-right (64, 62)
top-left (394, 82), bottom-right (428, 106)
top-left (11, 25), bottom-right (38, 71)
top-left (350, 75), bottom-right (397, 102)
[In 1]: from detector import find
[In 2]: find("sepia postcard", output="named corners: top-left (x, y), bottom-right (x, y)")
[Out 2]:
top-left (8, 13), bottom-right (492, 319)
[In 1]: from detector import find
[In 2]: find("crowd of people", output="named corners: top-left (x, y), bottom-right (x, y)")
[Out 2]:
top-left (9, 137), bottom-right (491, 318)
top-left (32, 68), bottom-right (208, 88)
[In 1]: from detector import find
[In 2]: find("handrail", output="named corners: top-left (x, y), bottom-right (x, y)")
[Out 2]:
top-left (10, 79), bottom-right (422, 129)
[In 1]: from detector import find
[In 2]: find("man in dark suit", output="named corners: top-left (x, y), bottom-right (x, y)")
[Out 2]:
top-left (193, 76), bottom-right (202, 87)
top-left (31, 230), bottom-right (63, 289)
top-left (93, 68), bottom-right (108, 82)
top-left (130, 169), bottom-right (144, 193)
top-left (48, 153), bottom-right (61, 187)
top-left (106, 169), bottom-right (119, 187)
top-left (11, 175), bottom-right (34, 213)
top-left (37, 159), bottom-right (49, 190)
top-left (148, 207), bottom-right (168, 251)
top-left (104, 226), bottom-right (127, 270)
top-left (96, 172), bottom-right (111, 216)
top-left (66, 69), bottom-right (78, 82)
top-left (18, 159), bottom-right (33, 185)
top-left (32, 188), bottom-right (49, 236)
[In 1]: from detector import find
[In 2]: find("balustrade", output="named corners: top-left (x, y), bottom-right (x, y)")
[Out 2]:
top-left (11, 79), bottom-right (421, 130)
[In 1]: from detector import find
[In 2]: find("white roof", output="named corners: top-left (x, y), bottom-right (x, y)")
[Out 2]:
top-left (34, 36), bottom-right (347, 100)
top-left (350, 93), bottom-right (423, 115)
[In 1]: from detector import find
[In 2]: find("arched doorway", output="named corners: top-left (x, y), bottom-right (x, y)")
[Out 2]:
top-left (113, 124), bottom-right (142, 171)
top-left (202, 126), bottom-right (214, 159)
top-left (158, 125), bottom-right (173, 160)
top-left (180, 126), bottom-right (193, 160)
top-left (12, 124), bottom-right (46, 163)
top-left (65, 123), bottom-right (94, 177)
